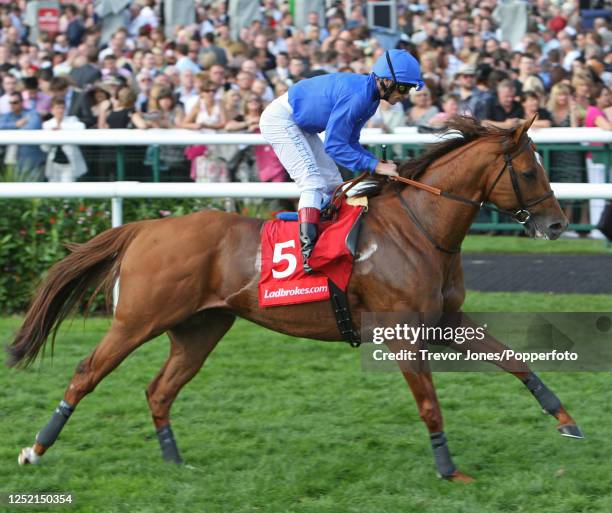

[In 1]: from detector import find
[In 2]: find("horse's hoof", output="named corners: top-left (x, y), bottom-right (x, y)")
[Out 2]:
top-left (18, 446), bottom-right (40, 465)
top-left (558, 424), bottom-right (585, 439)
top-left (441, 470), bottom-right (475, 483)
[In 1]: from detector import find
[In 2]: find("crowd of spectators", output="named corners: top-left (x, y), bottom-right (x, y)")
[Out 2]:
top-left (0, 0), bottom-right (611, 228)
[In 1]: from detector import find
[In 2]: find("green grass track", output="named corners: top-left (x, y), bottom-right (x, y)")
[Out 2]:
top-left (1, 291), bottom-right (611, 512)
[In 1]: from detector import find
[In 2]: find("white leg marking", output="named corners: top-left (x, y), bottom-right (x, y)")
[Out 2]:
top-left (254, 247), bottom-right (262, 272)
top-left (356, 242), bottom-right (378, 262)
top-left (18, 446), bottom-right (40, 465)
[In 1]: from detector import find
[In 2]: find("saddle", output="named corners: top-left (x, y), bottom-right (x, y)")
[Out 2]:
top-left (260, 177), bottom-right (373, 347)
top-left (275, 174), bottom-right (382, 222)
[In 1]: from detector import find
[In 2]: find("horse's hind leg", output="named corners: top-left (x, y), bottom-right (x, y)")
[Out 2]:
top-left (146, 311), bottom-right (235, 463)
top-left (18, 320), bottom-right (152, 465)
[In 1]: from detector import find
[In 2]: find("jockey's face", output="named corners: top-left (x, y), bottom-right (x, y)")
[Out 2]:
top-left (386, 88), bottom-right (408, 105)
top-left (378, 78), bottom-right (410, 105)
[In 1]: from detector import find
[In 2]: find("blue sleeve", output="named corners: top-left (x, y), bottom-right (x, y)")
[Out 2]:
top-left (348, 121), bottom-right (379, 173)
top-left (0, 115), bottom-right (16, 129)
top-left (22, 111), bottom-right (42, 130)
top-left (324, 95), bottom-right (379, 173)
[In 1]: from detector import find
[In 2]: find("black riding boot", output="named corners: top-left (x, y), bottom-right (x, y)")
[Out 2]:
top-left (298, 207), bottom-right (320, 274)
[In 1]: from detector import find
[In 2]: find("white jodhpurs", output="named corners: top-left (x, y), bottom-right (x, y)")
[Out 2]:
top-left (260, 93), bottom-right (343, 210)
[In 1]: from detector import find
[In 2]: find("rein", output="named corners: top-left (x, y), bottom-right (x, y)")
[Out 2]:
top-left (388, 136), bottom-right (555, 254)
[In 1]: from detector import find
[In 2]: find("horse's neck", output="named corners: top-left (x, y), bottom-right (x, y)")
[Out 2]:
top-left (399, 140), bottom-right (495, 252)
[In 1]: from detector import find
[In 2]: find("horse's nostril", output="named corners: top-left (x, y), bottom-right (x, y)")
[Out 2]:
top-left (548, 222), bottom-right (566, 238)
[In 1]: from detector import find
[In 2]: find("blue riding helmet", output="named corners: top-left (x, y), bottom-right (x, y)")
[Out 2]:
top-left (372, 49), bottom-right (424, 93)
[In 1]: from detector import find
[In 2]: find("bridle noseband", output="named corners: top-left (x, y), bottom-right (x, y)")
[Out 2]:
top-left (391, 135), bottom-right (555, 254)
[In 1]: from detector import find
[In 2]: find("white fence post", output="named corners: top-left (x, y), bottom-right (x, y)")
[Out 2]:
top-left (111, 196), bottom-right (123, 308)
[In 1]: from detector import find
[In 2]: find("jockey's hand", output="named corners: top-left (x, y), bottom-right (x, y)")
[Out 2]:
top-left (374, 160), bottom-right (399, 177)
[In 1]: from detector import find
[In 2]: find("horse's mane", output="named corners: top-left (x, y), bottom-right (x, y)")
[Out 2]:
top-left (397, 116), bottom-right (519, 180)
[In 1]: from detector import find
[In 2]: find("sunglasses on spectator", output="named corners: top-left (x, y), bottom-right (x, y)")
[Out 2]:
top-left (9, 100), bottom-right (21, 105)
top-left (202, 89), bottom-right (216, 93)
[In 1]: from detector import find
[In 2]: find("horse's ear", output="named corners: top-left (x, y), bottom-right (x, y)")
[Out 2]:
top-left (512, 115), bottom-right (536, 143)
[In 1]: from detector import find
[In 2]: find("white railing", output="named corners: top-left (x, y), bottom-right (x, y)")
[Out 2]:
top-left (1, 182), bottom-right (612, 227)
top-left (0, 127), bottom-right (611, 145)
top-left (1, 128), bottom-right (610, 226)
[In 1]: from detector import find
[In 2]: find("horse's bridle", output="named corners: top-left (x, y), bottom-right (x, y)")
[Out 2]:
top-left (390, 136), bottom-right (555, 254)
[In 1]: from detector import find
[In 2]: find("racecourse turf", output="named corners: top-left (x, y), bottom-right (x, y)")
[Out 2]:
top-left (462, 234), bottom-right (612, 254)
top-left (1, 292), bottom-right (611, 513)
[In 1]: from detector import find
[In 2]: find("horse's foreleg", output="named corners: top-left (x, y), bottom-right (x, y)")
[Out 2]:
top-left (442, 314), bottom-right (583, 438)
top-left (146, 312), bottom-right (235, 463)
top-left (18, 321), bottom-right (150, 465)
top-left (386, 342), bottom-right (474, 482)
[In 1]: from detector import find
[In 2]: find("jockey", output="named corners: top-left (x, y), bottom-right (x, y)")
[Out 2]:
top-left (260, 49), bottom-right (424, 273)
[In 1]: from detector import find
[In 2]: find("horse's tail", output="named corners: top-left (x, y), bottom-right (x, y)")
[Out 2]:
top-left (6, 223), bottom-right (141, 368)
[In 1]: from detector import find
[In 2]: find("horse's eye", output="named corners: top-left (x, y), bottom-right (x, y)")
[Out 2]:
top-left (523, 170), bottom-right (537, 181)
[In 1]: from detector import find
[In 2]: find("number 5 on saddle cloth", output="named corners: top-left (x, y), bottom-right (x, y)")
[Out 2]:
top-left (258, 190), bottom-right (370, 346)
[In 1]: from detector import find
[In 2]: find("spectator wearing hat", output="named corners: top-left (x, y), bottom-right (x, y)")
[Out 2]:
top-left (454, 64), bottom-right (478, 116)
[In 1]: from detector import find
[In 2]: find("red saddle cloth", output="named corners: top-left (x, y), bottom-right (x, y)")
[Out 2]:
top-left (259, 201), bottom-right (364, 307)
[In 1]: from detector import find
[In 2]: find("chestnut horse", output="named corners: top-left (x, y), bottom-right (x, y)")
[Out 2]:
top-left (7, 117), bottom-right (582, 481)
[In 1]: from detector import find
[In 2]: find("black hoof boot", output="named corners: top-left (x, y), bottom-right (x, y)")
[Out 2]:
top-left (298, 208), bottom-right (320, 274)
top-left (156, 425), bottom-right (183, 463)
top-left (558, 424), bottom-right (585, 439)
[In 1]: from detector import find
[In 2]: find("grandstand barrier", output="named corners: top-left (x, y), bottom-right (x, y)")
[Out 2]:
top-left (1, 128), bottom-right (610, 232)
top-left (1, 181), bottom-right (612, 229)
